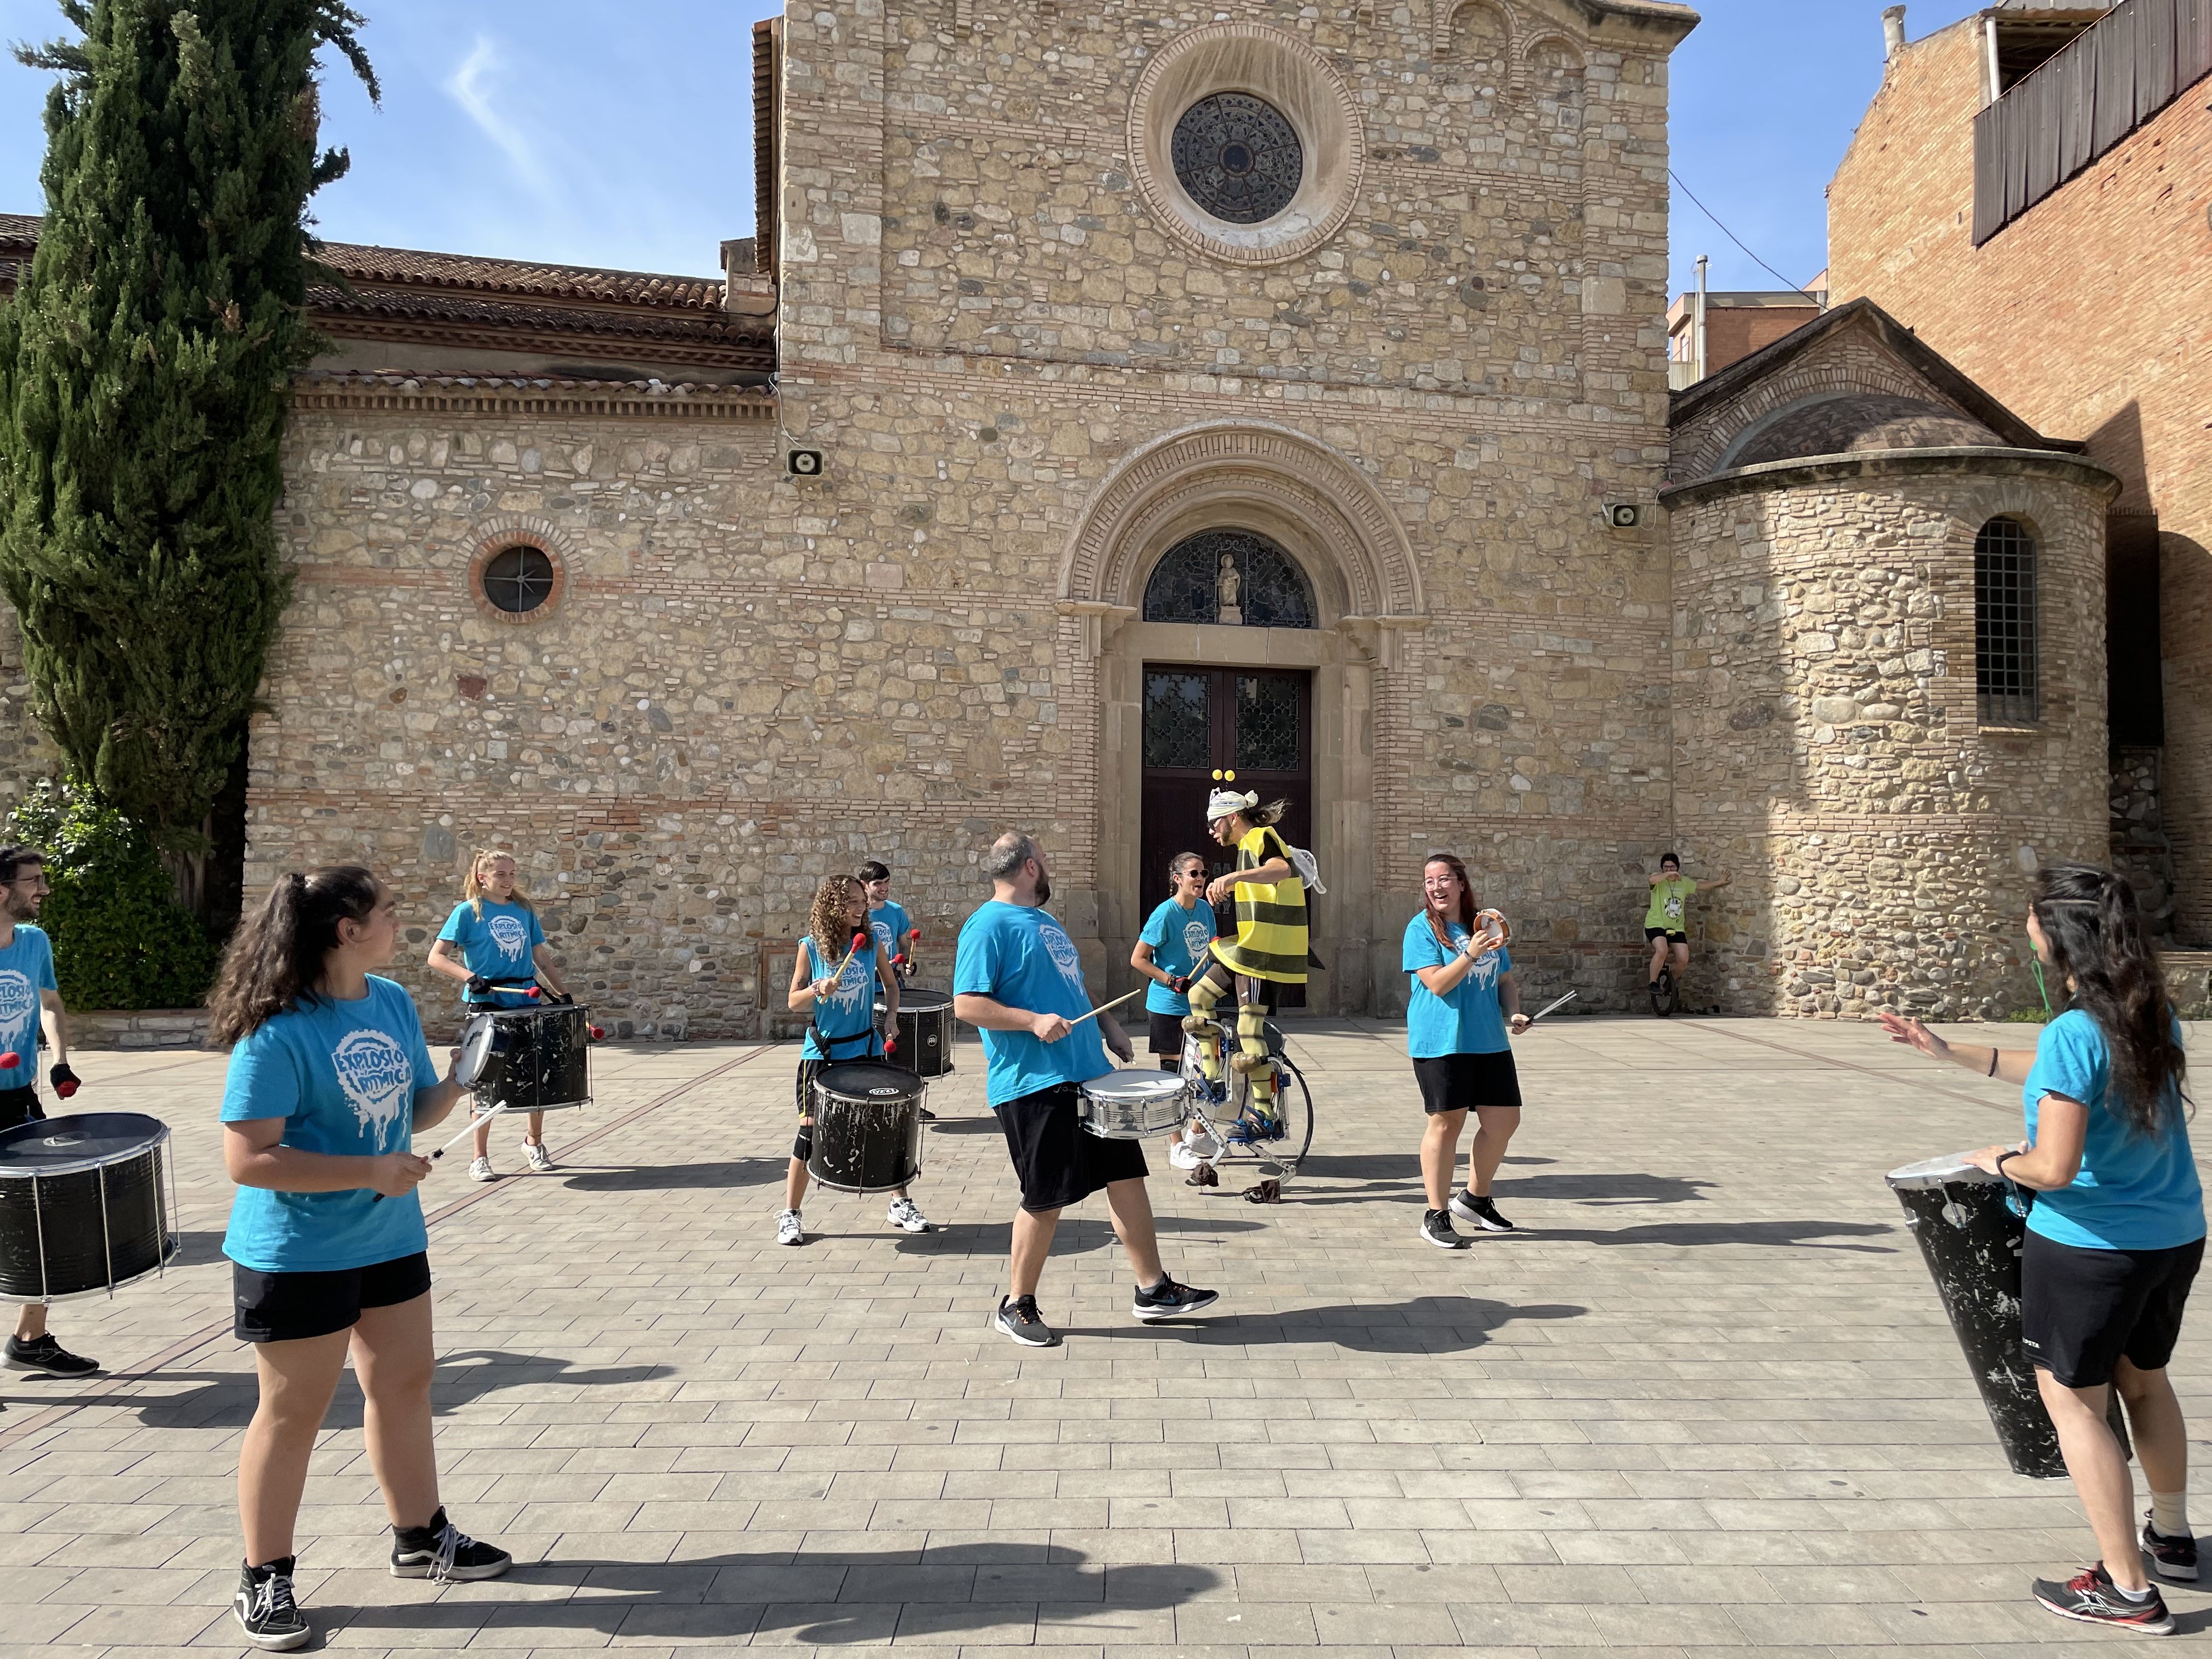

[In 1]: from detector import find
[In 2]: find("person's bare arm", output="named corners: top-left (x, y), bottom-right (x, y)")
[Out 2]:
top-left (529, 941), bottom-right (568, 996)
top-left (1500, 968), bottom-right (1529, 1035)
top-left (1131, 939), bottom-right (1178, 989)
top-left (1964, 1093), bottom-right (2087, 1188)
top-left (1878, 1012), bottom-right (2035, 1084)
top-left (224, 1115), bottom-right (431, 1197)
top-left (788, 949), bottom-right (831, 1015)
top-left (954, 992), bottom-right (1071, 1043)
top-left (1700, 873), bottom-right (1731, 892)
top-left (37, 986), bottom-right (66, 1065)
top-left (875, 944), bottom-right (900, 1024)
top-left (427, 938), bottom-right (474, 985)
top-left (1413, 933), bottom-right (1502, 995)
top-left (1097, 1010), bottom-right (1135, 1065)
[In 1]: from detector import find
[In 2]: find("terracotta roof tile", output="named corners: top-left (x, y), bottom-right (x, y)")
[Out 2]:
top-left (313, 240), bottom-right (726, 310)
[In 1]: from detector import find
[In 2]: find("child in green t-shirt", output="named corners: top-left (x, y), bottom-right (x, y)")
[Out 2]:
top-left (1643, 853), bottom-right (1728, 1015)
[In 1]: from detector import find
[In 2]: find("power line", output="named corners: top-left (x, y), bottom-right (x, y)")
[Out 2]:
top-left (1668, 169), bottom-right (1817, 296)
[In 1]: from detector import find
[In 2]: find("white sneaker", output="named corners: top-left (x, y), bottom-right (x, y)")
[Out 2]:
top-left (886, 1196), bottom-right (934, 1233)
top-left (776, 1209), bottom-right (805, 1246)
top-left (522, 1139), bottom-right (555, 1173)
top-left (468, 1156), bottom-right (496, 1183)
top-left (1184, 1128), bottom-right (1221, 1159)
top-left (1169, 1141), bottom-right (1203, 1170)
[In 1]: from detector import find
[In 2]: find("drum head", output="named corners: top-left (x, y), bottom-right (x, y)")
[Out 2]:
top-left (901, 988), bottom-right (953, 1012)
top-left (1081, 1070), bottom-right (1189, 1104)
top-left (815, 1061), bottom-right (923, 1104)
top-left (0, 1112), bottom-right (169, 1172)
top-left (455, 1014), bottom-right (503, 1089)
top-left (1886, 1152), bottom-right (1999, 1188)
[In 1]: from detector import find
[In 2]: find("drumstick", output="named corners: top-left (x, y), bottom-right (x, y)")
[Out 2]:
top-left (373, 1102), bottom-right (507, 1201)
top-left (1522, 990), bottom-right (1578, 1026)
top-left (1066, 986), bottom-right (1146, 1027)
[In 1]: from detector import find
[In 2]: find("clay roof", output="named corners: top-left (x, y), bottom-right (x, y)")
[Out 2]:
top-left (0, 213), bottom-right (774, 374)
top-left (1728, 394), bottom-right (2006, 469)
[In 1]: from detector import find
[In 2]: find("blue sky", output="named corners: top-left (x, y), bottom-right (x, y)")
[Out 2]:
top-left (0, 0), bottom-right (1991, 299)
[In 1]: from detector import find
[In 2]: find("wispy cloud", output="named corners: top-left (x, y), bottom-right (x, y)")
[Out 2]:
top-left (444, 36), bottom-right (556, 200)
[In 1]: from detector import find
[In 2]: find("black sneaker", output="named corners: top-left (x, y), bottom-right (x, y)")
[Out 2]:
top-left (390, 1507), bottom-right (511, 1582)
top-left (1420, 1208), bottom-right (1470, 1249)
top-left (235, 1558), bottom-right (309, 1651)
top-left (1450, 1190), bottom-right (1516, 1232)
top-left (4, 1333), bottom-right (99, 1378)
top-left (2032, 1562), bottom-right (2174, 1634)
top-left (1132, 1276), bottom-right (1220, 1322)
top-left (1648, 981), bottom-right (1669, 1017)
top-left (2142, 1514), bottom-right (2199, 1582)
top-left (994, 1294), bottom-right (1057, 1347)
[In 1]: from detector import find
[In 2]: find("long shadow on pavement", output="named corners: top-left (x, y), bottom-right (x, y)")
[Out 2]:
top-left (320, 1542), bottom-right (1223, 1649)
top-left (558, 1157), bottom-right (784, 1193)
top-left (1064, 1293), bottom-right (1584, 1352)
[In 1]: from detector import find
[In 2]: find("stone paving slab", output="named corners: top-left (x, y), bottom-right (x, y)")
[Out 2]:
top-left (3, 1017), bottom-right (2211, 1655)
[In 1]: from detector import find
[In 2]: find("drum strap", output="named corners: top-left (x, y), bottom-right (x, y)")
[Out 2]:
top-left (809, 1022), bottom-right (880, 1060)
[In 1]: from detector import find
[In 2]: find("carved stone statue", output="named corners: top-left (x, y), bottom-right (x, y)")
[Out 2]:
top-left (1215, 552), bottom-right (1242, 624)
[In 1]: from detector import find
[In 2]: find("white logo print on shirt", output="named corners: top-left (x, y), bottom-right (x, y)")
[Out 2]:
top-left (824, 947), bottom-right (871, 1015)
top-left (0, 969), bottom-right (35, 1051)
top-left (1039, 919), bottom-right (1086, 992)
top-left (487, 913), bottom-right (529, 963)
top-left (1455, 929), bottom-right (1504, 993)
top-left (1182, 916), bottom-right (1213, 963)
top-left (331, 1029), bottom-right (414, 1139)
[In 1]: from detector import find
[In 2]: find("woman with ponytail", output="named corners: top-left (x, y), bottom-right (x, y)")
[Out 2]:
top-left (212, 868), bottom-right (509, 1650)
top-left (1883, 864), bottom-right (2201, 1632)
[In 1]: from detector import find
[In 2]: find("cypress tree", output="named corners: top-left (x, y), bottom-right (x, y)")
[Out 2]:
top-left (0, 0), bottom-right (376, 845)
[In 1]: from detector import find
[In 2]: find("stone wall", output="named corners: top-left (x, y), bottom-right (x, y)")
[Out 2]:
top-left (2111, 744), bottom-right (2180, 940)
top-left (1826, 15), bottom-right (2212, 942)
top-left (1667, 453), bottom-right (2116, 1018)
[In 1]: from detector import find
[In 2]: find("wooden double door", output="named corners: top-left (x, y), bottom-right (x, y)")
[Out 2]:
top-left (1137, 665), bottom-right (1312, 918)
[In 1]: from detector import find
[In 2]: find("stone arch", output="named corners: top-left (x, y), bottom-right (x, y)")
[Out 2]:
top-left (1521, 32), bottom-right (1584, 137)
top-left (1437, 0), bottom-right (1514, 76)
top-left (1061, 420), bottom-right (1423, 623)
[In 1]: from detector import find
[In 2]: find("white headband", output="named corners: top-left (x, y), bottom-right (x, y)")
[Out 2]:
top-left (1206, 788), bottom-right (1256, 821)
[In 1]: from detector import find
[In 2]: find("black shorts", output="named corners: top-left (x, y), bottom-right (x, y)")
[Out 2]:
top-left (2021, 1229), bottom-right (2203, 1387)
top-left (1413, 1051), bottom-right (1523, 1114)
top-left (0, 1085), bottom-right (43, 1132)
top-left (1148, 1011), bottom-right (1187, 1057)
top-left (232, 1251), bottom-right (433, 1344)
top-left (996, 1081), bottom-right (1149, 1214)
top-left (1645, 928), bottom-right (1687, 945)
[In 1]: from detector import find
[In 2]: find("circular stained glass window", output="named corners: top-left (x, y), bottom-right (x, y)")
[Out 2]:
top-left (481, 545), bottom-right (556, 614)
top-left (1170, 93), bottom-right (1303, 224)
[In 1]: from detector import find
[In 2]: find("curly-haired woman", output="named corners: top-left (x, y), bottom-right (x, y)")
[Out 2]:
top-left (1883, 864), bottom-right (2201, 1633)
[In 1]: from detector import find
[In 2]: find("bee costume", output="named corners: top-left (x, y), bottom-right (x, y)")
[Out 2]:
top-left (1183, 789), bottom-right (1307, 1107)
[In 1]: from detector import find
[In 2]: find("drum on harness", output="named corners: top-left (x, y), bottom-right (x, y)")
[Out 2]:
top-left (464, 1003), bottom-right (592, 1114)
top-left (807, 1062), bottom-right (927, 1193)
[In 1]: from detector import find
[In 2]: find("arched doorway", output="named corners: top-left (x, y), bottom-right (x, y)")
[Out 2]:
top-left (1059, 422), bottom-right (1425, 1015)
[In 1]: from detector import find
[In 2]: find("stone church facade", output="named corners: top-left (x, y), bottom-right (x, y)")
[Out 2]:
top-left (0, 0), bottom-right (2160, 1034)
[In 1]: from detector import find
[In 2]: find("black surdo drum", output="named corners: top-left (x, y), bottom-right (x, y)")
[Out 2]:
top-left (0, 1113), bottom-right (179, 1301)
top-left (807, 1062), bottom-right (927, 1194)
top-left (465, 1003), bottom-right (592, 1113)
top-left (876, 987), bottom-right (955, 1079)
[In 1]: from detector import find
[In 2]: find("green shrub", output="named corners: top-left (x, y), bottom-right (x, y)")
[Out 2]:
top-left (7, 780), bottom-right (217, 1010)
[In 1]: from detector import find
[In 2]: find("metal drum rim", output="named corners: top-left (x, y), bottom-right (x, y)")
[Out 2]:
top-left (8, 1232), bottom-right (183, 1305)
top-left (0, 1121), bottom-right (172, 1180)
top-left (1886, 1150), bottom-right (2004, 1188)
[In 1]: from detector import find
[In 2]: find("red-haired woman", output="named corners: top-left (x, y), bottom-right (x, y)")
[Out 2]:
top-left (1403, 853), bottom-right (1528, 1250)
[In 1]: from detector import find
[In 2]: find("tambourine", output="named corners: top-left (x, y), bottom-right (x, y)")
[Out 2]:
top-left (1472, 909), bottom-right (1510, 951)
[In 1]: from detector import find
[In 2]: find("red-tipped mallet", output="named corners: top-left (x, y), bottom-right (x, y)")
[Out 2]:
top-left (588, 1024), bottom-right (606, 1041)
top-left (0, 1053), bottom-right (17, 1070)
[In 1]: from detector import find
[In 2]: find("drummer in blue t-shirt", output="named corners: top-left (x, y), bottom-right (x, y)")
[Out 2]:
top-left (777, 873), bottom-right (933, 1246)
top-left (953, 831), bottom-right (1219, 1348)
top-left (1130, 851), bottom-right (1217, 1169)
top-left (859, 860), bottom-right (918, 980)
top-left (427, 850), bottom-right (572, 1181)
top-left (213, 865), bottom-right (510, 1649)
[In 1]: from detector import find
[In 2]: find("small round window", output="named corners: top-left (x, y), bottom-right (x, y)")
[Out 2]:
top-left (481, 545), bottom-right (555, 614)
top-left (1171, 93), bottom-right (1302, 224)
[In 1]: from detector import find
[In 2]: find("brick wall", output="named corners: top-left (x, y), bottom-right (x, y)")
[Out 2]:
top-left (1827, 15), bottom-right (2212, 941)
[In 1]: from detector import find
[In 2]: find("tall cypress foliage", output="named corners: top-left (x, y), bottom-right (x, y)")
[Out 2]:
top-left (0, 0), bottom-right (375, 847)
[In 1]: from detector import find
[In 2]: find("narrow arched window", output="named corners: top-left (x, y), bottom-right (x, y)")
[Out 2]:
top-left (1975, 517), bottom-right (2038, 725)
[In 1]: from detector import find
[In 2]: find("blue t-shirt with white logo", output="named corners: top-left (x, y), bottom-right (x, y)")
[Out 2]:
top-left (1139, 897), bottom-right (1214, 1016)
top-left (1402, 915), bottom-right (1514, 1058)
top-left (0, 924), bottom-right (57, 1076)
top-left (2023, 1008), bottom-right (2203, 1251)
top-left (953, 900), bottom-right (1109, 1105)
top-left (437, 900), bottom-right (546, 1008)
top-left (800, 935), bottom-right (886, 1062)
top-left (220, 976), bottom-right (442, 1273)
top-left (868, 900), bottom-right (914, 962)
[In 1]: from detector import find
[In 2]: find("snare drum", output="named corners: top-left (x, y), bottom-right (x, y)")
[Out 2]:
top-left (808, 1062), bottom-right (927, 1193)
top-left (877, 987), bottom-right (955, 1078)
top-left (469, 1003), bottom-right (592, 1114)
top-left (1076, 1071), bottom-right (1190, 1139)
top-left (0, 1113), bottom-right (179, 1302)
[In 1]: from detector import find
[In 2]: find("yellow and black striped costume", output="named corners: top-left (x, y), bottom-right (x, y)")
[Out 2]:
top-left (1209, 825), bottom-right (1308, 984)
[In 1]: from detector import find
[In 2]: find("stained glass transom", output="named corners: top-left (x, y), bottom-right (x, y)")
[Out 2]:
top-left (1235, 675), bottom-right (1301, 773)
top-left (1143, 672), bottom-right (1211, 769)
top-left (1170, 93), bottom-right (1303, 224)
top-left (1142, 531), bottom-right (1316, 629)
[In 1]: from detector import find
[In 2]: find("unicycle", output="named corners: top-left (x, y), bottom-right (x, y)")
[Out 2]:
top-left (1650, 967), bottom-right (1681, 1018)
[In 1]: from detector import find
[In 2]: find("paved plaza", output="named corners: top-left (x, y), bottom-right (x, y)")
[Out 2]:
top-left (4, 1015), bottom-right (2211, 1654)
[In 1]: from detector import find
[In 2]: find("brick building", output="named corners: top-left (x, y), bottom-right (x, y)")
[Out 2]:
top-left (0, 0), bottom-right (2155, 1032)
top-left (1826, 0), bottom-right (2212, 944)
